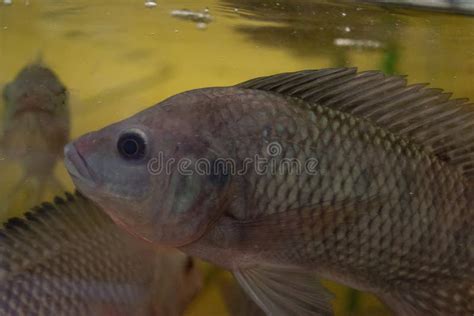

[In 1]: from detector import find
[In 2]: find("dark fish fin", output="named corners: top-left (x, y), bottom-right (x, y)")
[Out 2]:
top-left (237, 68), bottom-right (474, 179)
top-left (233, 265), bottom-right (334, 316)
top-left (0, 192), bottom-right (108, 282)
top-left (379, 280), bottom-right (474, 315)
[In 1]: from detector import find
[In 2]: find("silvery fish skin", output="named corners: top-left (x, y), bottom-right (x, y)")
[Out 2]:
top-left (2, 63), bottom-right (69, 178)
top-left (64, 68), bottom-right (474, 315)
top-left (0, 192), bottom-right (202, 316)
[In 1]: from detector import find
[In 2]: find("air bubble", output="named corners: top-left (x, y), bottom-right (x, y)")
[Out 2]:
top-left (196, 22), bottom-right (207, 30)
top-left (144, 1), bottom-right (157, 8)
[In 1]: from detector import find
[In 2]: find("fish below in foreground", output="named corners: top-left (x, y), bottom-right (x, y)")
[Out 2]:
top-left (1, 62), bottom-right (70, 207)
top-left (64, 68), bottom-right (474, 315)
top-left (0, 192), bottom-right (202, 315)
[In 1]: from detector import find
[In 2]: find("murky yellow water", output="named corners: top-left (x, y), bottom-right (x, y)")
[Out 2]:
top-left (0, 0), bottom-right (473, 315)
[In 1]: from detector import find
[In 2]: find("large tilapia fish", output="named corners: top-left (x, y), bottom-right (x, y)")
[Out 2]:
top-left (63, 68), bottom-right (474, 315)
top-left (0, 192), bottom-right (202, 315)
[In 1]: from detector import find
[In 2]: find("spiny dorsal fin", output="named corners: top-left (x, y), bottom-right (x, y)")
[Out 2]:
top-left (237, 68), bottom-right (474, 179)
top-left (0, 191), bottom-right (108, 281)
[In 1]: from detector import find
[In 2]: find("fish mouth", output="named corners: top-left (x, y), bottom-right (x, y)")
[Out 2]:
top-left (13, 106), bottom-right (53, 118)
top-left (12, 96), bottom-right (55, 118)
top-left (64, 143), bottom-right (97, 188)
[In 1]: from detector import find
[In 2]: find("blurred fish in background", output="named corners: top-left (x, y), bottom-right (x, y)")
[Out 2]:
top-left (0, 60), bottom-right (70, 215)
top-left (0, 192), bottom-right (202, 316)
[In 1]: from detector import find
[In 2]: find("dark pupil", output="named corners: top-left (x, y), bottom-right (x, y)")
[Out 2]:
top-left (117, 133), bottom-right (146, 160)
top-left (123, 139), bottom-right (138, 155)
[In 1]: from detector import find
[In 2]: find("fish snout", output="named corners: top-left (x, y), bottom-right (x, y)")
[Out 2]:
top-left (13, 93), bottom-right (52, 115)
top-left (64, 141), bottom-right (97, 188)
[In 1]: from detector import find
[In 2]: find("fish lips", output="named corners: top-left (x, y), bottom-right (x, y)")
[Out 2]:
top-left (64, 143), bottom-right (98, 190)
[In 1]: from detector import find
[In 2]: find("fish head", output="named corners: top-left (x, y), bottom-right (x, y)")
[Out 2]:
top-left (3, 63), bottom-right (68, 117)
top-left (64, 90), bottom-right (233, 247)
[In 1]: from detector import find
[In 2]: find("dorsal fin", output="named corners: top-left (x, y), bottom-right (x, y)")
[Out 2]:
top-left (237, 68), bottom-right (474, 179)
top-left (0, 191), bottom-right (108, 281)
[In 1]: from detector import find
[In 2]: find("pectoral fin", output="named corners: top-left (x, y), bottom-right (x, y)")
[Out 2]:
top-left (234, 265), bottom-right (334, 316)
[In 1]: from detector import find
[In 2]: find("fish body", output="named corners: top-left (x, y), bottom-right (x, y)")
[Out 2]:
top-left (2, 62), bottom-right (69, 177)
top-left (64, 68), bottom-right (474, 315)
top-left (0, 192), bottom-right (202, 315)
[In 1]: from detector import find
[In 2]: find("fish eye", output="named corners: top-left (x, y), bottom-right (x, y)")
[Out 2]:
top-left (117, 130), bottom-right (147, 160)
